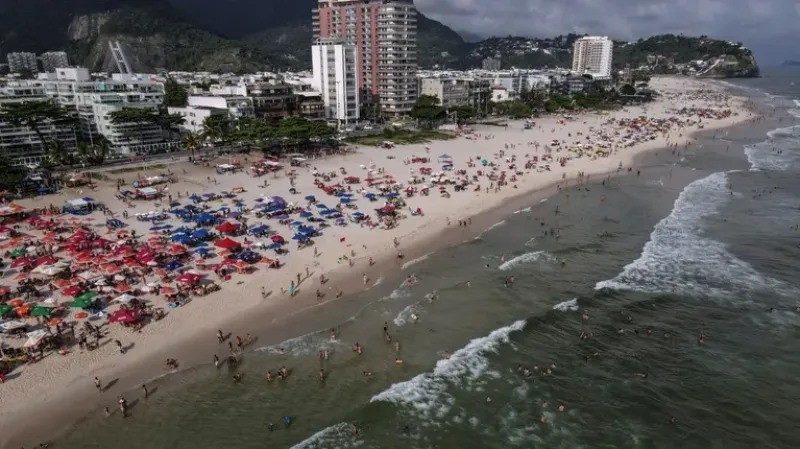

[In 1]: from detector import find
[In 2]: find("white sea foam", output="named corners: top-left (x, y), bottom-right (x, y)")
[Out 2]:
top-left (402, 253), bottom-right (430, 270)
top-left (256, 329), bottom-right (339, 356)
top-left (744, 125), bottom-right (800, 171)
top-left (394, 302), bottom-right (422, 326)
top-left (596, 172), bottom-right (786, 296)
top-left (513, 207), bottom-right (532, 214)
top-left (552, 298), bottom-right (579, 312)
top-left (370, 320), bottom-right (526, 419)
top-left (498, 251), bottom-right (554, 271)
top-left (289, 422), bottom-right (358, 449)
top-left (476, 220), bottom-right (507, 239)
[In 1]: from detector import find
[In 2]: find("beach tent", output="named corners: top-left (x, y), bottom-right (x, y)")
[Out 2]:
top-left (214, 237), bottom-right (241, 250)
top-left (216, 222), bottom-right (240, 234)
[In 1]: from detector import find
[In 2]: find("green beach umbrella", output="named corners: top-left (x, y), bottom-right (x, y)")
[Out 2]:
top-left (30, 306), bottom-right (54, 317)
top-left (0, 304), bottom-right (13, 315)
top-left (9, 248), bottom-right (26, 258)
top-left (68, 297), bottom-right (92, 309)
top-left (75, 291), bottom-right (98, 302)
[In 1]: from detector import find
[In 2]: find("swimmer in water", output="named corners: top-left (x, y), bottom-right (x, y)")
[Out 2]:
top-left (558, 404), bottom-right (565, 412)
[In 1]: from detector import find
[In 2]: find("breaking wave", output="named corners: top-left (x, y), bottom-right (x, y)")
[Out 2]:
top-left (498, 251), bottom-right (554, 271)
top-left (552, 298), bottom-right (579, 312)
top-left (370, 320), bottom-right (526, 419)
top-left (595, 172), bottom-right (785, 296)
top-left (744, 125), bottom-right (800, 171)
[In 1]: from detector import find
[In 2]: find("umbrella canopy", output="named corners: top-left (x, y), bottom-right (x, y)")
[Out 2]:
top-left (214, 237), bottom-right (241, 250)
top-left (62, 286), bottom-right (84, 297)
top-left (30, 306), bottom-right (54, 317)
top-left (163, 260), bottom-right (184, 271)
top-left (109, 309), bottom-right (138, 324)
top-left (10, 256), bottom-right (34, 268)
top-left (68, 297), bottom-right (92, 308)
top-left (176, 272), bottom-right (203, 285)
top-left (216, 221), bottom-right (240, 234)
top-left (9, 248), bottom-right (27, 258)
top-left (76, 291), bottom-right (98, 302)
top-left (0, 304), bottom-right (13, 315)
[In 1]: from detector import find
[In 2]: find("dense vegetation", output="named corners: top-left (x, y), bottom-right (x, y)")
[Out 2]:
top-left (345, 128), bottom-right (455, 146)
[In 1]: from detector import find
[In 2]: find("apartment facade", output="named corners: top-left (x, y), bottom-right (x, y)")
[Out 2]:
top-left (571, 36), bottom-right (613, 78)
top-left (187, 95), bottom-right (254, 118)
top-left (312, 41), bottom-right (360, 123)
top-left (246, 82), bottom-right (298, 119)
top-left (312, 0), bottom-right (417, 117)
top-left (40, 52), bottom-right (70, 72)
top-left (167, 105), bottom-right (227, 134)
top-left (38, 68), bottom-right (173, 155)
top-left (0, 85), bottom-right (77, 165)
top-left (7, 52), bottom-right (38, 74)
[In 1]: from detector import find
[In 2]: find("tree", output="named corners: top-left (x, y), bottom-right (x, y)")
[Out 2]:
top-left (77, 136), bottom-right (111, 166)
top-left (181, 131), bottom-right (204, 159)
top-left (202, 114), bottom-right (233, 145)
top-left (0, 100), bottom-right (69, 151)
top-left (451, 105), bottom-right (476, 125)
top-left (620, 84), bottom-right (637, 96)
top-left (45, 140), bottom-right (70, 166)
top-left (154, 110), bottom-right (185, 142)
top-left (410, 95), bottom-right (446, 130)
top-left (164, 78), bottom-right (188, 107)
top-left (109, 107), bottom-right (158, 147)
top-left (506, 101), bottom-right (532, 119)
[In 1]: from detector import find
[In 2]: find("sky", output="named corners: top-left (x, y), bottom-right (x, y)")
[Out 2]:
top-left (415, 0), bottom-right (800, 65)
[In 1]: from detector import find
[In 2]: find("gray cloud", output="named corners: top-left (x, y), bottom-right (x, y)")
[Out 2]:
top-left (416, 0), bottom-right (800, 64)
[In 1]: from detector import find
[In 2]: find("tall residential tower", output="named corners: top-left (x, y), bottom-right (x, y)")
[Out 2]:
top-left (312, 0), bottom-right (417, 117)
top-left (571, 36), bottom-right (613, 79)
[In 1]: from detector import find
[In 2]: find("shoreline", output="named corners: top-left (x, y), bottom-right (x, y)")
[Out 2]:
top-left (0, 77), bottom-right (759, 448)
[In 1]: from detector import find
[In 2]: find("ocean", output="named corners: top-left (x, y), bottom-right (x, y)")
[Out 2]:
top-left (54, 69), bottom-right (800, 449)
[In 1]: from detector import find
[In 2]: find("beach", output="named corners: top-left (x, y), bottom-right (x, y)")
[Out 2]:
top-left (0, 76), bottom-right (757, 448)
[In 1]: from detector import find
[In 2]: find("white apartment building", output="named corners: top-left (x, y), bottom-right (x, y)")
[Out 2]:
top-left (187, 95), bottom-right (254, 118)
top-left (0, 85), bottom-right (77, 165)
top-left (311, 41), bottom-right (360, 124)
top-left (571, 36), bottom-right (613, 78)
top-left (418, 77), bottom-right (469, 107)
top-left (7, 52), bottom-right (38, 74)
top-left (37, 68), bottom-right (173, 155)
top-left (40, 52), bottom-right (70, 72)
top-left (167, 105), bottom-right (228, 134)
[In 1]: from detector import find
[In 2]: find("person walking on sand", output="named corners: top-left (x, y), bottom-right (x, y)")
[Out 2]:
top-left (217, 330), bottom-right (224, 343)
top-left (363, 273), bottom-right (368, 286)
top-left (142, 384), bottom-right (149, 399)
top-left (94, 377), bottom-right (102, 392)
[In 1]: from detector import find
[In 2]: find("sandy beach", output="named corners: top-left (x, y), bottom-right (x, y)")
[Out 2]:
top-left (0, 76), bottom-right (757, 448)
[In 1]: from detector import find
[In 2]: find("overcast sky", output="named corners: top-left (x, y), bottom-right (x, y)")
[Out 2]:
top-left (415, 0), bottom-right (800, 65)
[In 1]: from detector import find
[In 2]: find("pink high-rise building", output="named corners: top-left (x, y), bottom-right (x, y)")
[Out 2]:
top-left (313, 0), bottom-right (417, 117)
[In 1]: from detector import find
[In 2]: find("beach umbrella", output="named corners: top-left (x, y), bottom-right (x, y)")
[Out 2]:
top-left (305, 195), bottom-right (316, 201)
top-left (48, 317), bottom-right (63, 326)
top-left (163, 260), bottom-right (184, 271)
top-left (109, 309), bottom-right (138, 324)
top-left (214, 237), bottom-right (241, 250)
top-left (68, 297), bottom-right (92, 309)
top-left (176, 272), bottom-right (203, 285)
top-left (316, 203), bottom-right (329, 209)
top-left (292, 234), bottom-right (308, 241)
top-left (30, 306), bottom-right (54, 317)
top-left (74, 312), bottom-right (89, 320)
top-left (0, 304), bottom-right (13, 315)
top-left (267, 242), bottom-right (282, 250)
top-left (299, 211), bottom-right (313, 218)
top-left (216, 221), bottom-right (240, 234)
top-left (340, 198), bottom-right (352, 204)
top-left (62, 286), bottom-right (84, 297)
top-left (10, 248), bottom-right (27, 258)
top-left (76, 291), bottom-right (98, 302)
top-left (11, 256), bottom-right (34, 268)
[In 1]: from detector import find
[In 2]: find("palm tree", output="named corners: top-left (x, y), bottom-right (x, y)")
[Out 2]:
top-left (181, 131), bottom-right (203, 160)
top-left (202, 115), bottom-right (232, 146)
top-left (0, 100), bottom-right (72, 156)
top-left (45, 140), bottom-right (70, 166)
